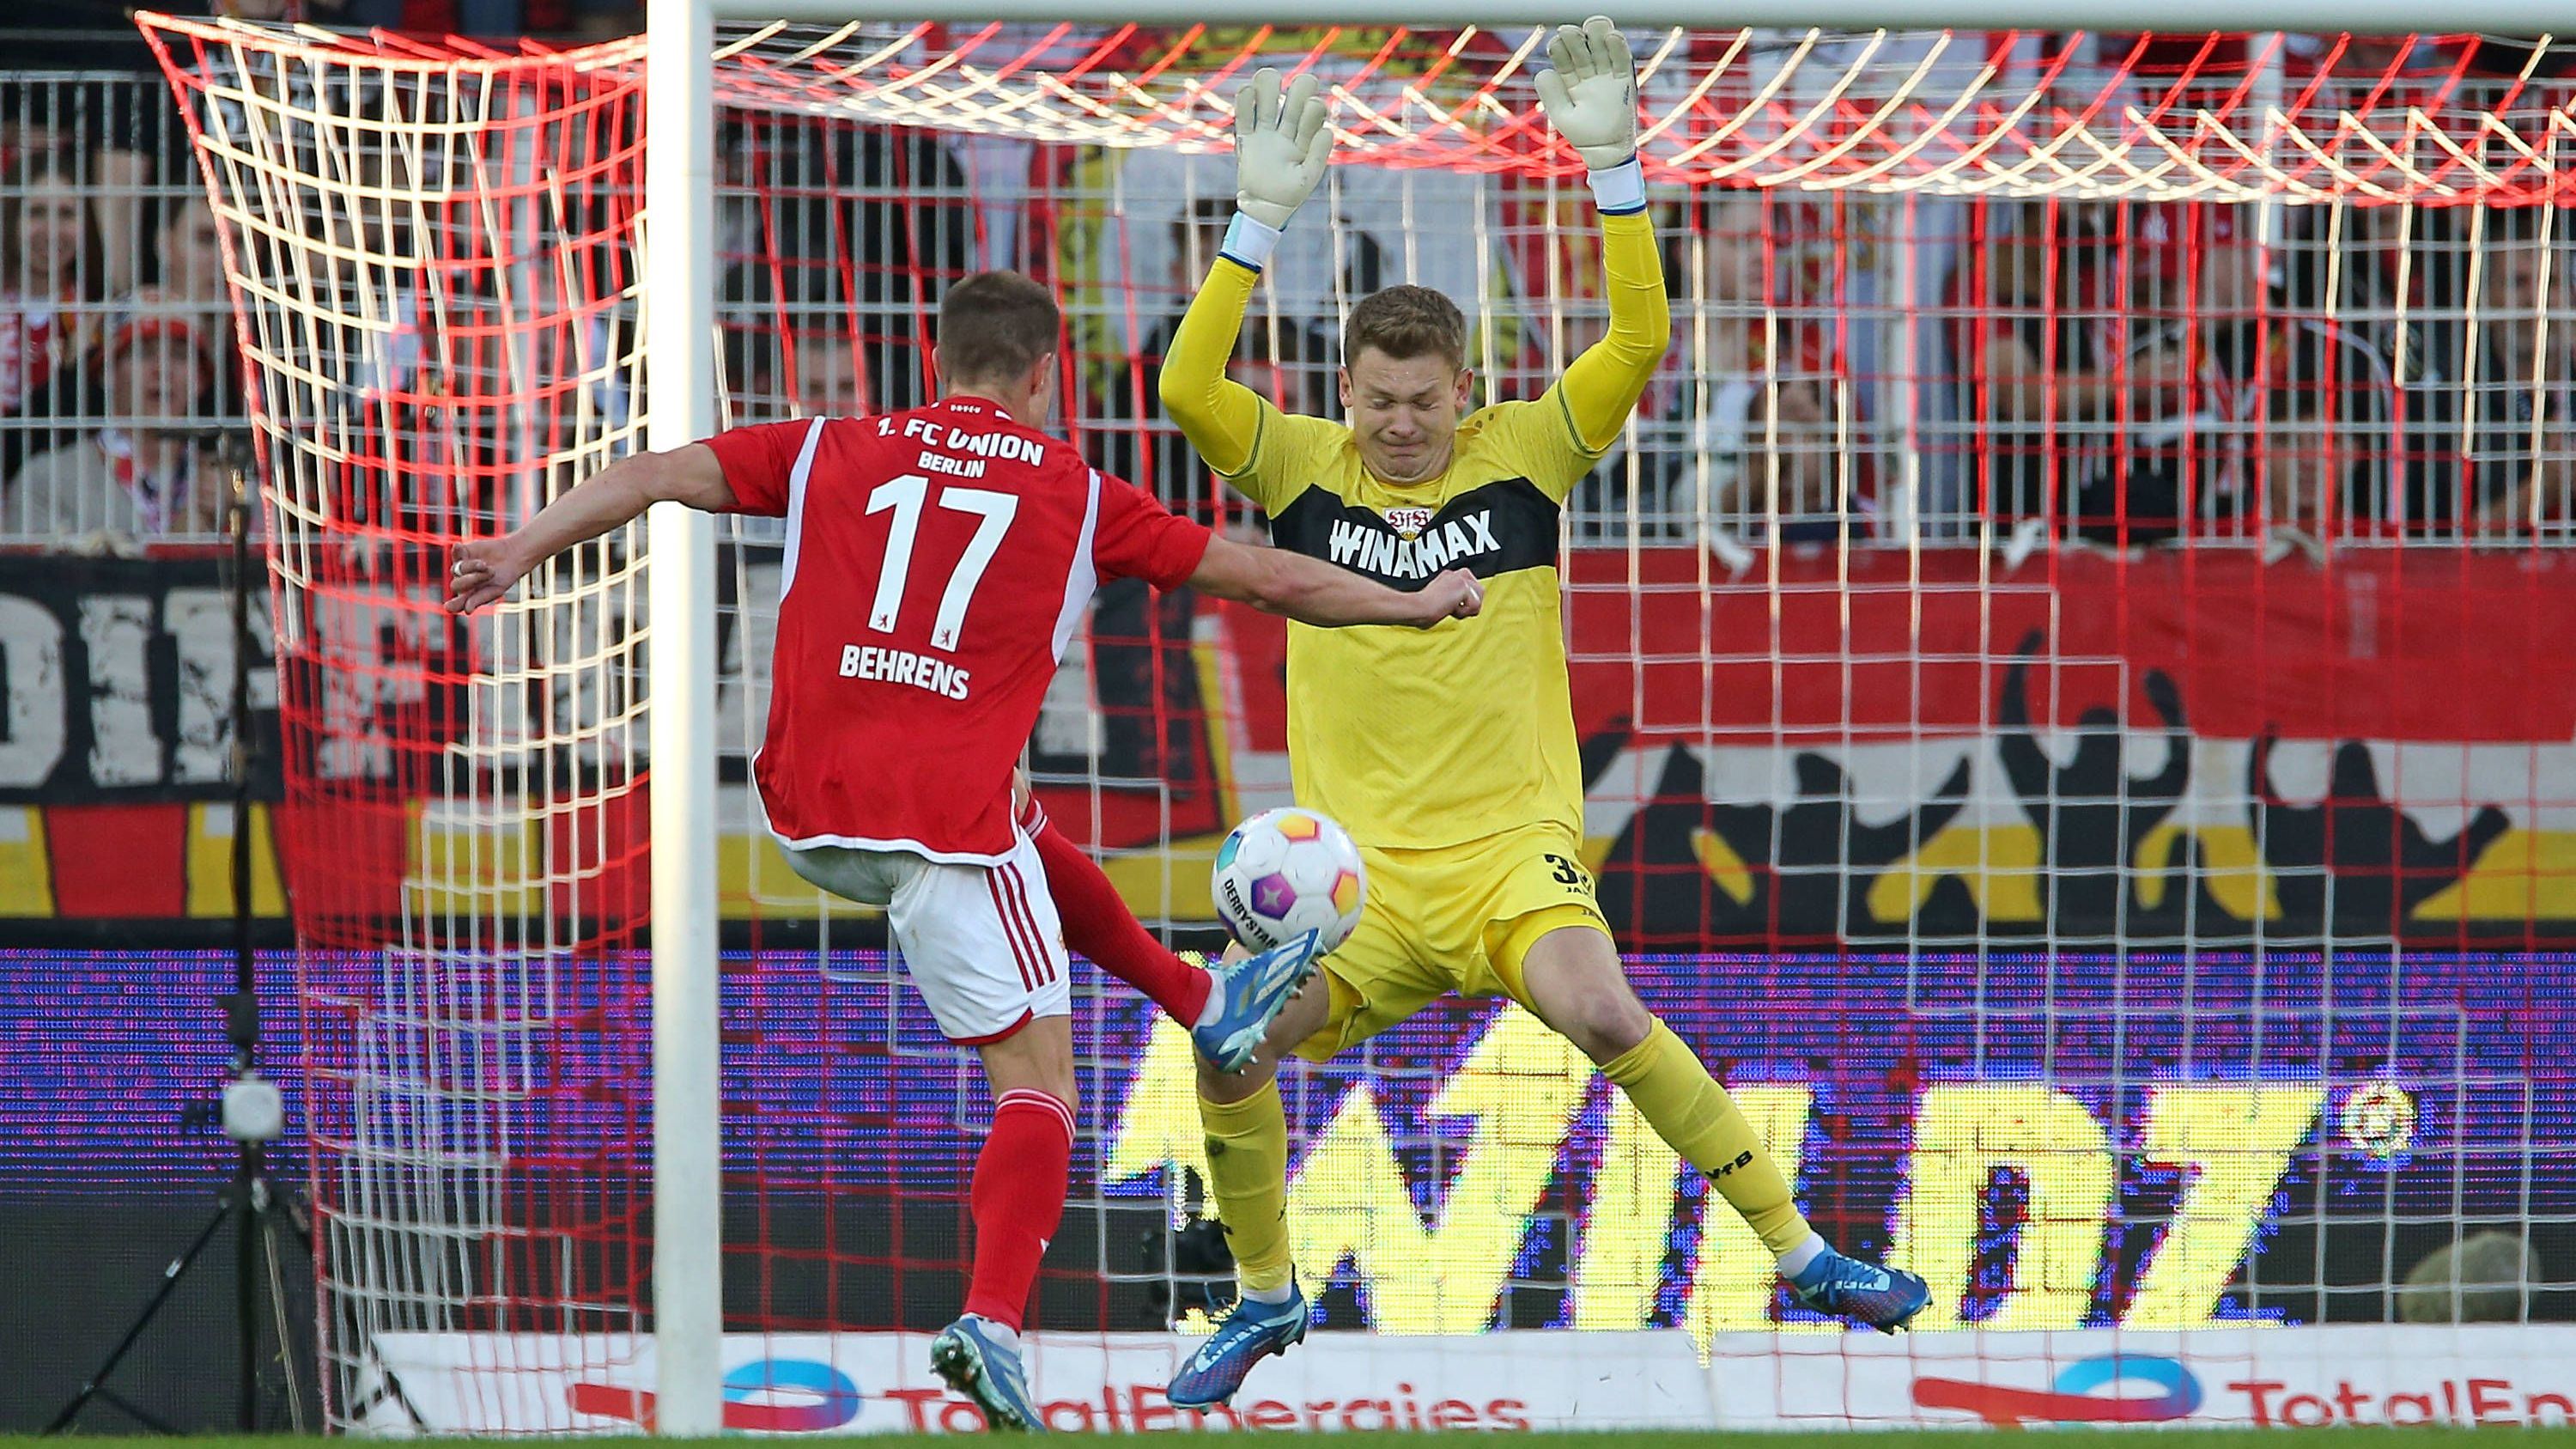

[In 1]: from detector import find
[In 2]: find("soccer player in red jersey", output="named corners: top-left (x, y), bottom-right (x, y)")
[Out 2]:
top-left (446, 270), bottom-right (1480, 1429)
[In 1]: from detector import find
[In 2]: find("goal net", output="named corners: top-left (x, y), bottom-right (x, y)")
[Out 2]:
top-left (141, 11), bottom-right (2576, 1434)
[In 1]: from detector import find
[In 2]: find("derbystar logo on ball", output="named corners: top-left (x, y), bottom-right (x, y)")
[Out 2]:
top-left (1212, 807), bottom-right (1367, 953)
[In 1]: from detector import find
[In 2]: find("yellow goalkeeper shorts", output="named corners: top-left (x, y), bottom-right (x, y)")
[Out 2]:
top-left (1287, 820), bottom-right (1613, 1062)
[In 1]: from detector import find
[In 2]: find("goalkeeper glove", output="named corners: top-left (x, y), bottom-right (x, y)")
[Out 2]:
top-left (1535, 15), bottom-right (1644, 212)
top-left (1223, 67), bottom-right (1331, 269)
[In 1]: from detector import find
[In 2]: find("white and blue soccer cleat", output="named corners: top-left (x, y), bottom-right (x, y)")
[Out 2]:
top-left (1188, 930), bottom-right (1324, 1074)
top-left (1789, 1245), bottom-right (1931, 1333)
top-left (1166, 1283), bottom-right (1310, 1409)
top-left (930, 1315), bottom-right (1048, 1432)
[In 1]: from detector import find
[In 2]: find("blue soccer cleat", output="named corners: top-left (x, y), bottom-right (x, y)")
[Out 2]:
top-left (1188, 930), bottom-right (1324, 1073)
top-left (1789, 1245), bottom-right (1931, 1333)
top-left (930, 1316), bottom-right (1048, 1432)
top-left (1166, 1284), bottom-right (1310, 1409)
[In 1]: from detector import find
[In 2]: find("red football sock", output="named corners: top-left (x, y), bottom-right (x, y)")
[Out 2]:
top-left (963, 1088), bottom-right (1075, 1332)
top-left (1023, 801), bottom-right (1212, 1026)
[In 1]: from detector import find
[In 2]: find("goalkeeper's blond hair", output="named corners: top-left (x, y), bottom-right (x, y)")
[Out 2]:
top-left (1344, 285), bottom-right (1467, 370)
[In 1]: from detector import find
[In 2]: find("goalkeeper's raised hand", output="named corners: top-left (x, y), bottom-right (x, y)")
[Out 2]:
top-left (1535, 15), bottom-right (1644, 211)
top-left (1221, 67), bottom-right (1330, 269)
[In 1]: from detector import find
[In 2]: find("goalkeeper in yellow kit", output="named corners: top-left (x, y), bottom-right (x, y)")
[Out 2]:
top-left (1157, 20), bottom-right (1929, 1409)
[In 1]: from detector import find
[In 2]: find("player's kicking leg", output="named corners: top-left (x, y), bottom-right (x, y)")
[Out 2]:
top-left (1015, 785), bottom-right (1319, 1071)
top-left (1512, 922), bottom-right (1930, 1331)
top-left (1163, 964), bottom-right (1337, 1408)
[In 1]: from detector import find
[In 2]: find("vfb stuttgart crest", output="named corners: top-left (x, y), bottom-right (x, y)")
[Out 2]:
top-left (1382, 505), bottom-right (1436, 539)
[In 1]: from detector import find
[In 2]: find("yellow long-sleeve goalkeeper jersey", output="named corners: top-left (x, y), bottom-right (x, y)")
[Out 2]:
top-left (1159, 210), bottom-right (1669, 849)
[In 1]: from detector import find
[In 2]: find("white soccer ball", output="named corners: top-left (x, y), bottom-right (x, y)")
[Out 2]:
top-left (1211, 807), bottom-right (1366, 954)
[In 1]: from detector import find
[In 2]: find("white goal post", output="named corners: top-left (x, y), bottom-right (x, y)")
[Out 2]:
top-left (644, 0), bottom-right (722, 1433)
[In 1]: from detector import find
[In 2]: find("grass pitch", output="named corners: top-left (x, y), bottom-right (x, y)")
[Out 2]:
top-left (15, 1422), bottom-right (2576, 1433)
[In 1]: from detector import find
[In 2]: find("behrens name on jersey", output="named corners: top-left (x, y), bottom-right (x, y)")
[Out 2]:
top-left (840, 643), bottom-right (970, 700)
top-left (1327, 510), bottom-right (1501, 580)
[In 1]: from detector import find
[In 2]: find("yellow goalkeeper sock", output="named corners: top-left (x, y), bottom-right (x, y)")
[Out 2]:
top-left (1198, 1081), bottom-right (1296, 1296)
top-left (1603, 1019), bottom-right (1814, 1257)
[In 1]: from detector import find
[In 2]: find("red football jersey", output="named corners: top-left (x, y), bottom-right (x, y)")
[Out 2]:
top-left (703, 397), bottom-right (1212, 861)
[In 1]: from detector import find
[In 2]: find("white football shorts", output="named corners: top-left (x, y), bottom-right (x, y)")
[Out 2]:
top-left (778, 830), bottom-right (1070, 1044)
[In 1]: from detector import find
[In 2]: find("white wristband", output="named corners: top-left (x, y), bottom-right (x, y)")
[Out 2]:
top-left (1586, 156), bottom-right (1647, 216)
top-left (1220, 212), bottom-right (1284, 271)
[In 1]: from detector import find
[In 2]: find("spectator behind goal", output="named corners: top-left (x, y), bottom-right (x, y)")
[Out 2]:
top-left (2, 151), bottom-right (107, 488)
top-left (9, 314), bottom-right (222, 541)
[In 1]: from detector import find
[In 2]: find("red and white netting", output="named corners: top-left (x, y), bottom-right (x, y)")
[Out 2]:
top-left (675, 24), bottom-right (2576, 201)
top-left (143, 12), bottom-right (2575, 1434)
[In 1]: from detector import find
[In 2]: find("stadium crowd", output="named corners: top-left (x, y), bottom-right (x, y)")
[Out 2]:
top-left (3, 28), bottom-right (2572, 550)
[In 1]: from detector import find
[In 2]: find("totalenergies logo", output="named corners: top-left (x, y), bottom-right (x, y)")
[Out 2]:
top-left (567, 1358), bottom-right (861, 1432)
top-left (1914, 1355), bottom-right (2205, 1427)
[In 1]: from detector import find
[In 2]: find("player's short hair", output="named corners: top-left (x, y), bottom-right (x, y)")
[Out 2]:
top-left (937, 271), bottom-right (1060, 384)
top-left (1344, 285), bottom-right (1467, 371)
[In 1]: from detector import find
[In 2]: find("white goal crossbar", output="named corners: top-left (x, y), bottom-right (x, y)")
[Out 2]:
top-left (701, 0), bottom-right (2559, 27)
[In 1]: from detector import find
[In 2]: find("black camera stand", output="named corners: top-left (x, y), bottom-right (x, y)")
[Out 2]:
top-left (46, 440), bottom-right (311, 1436)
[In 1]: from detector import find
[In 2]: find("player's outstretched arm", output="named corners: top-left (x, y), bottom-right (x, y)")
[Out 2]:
top-left (1189, 533), bottom-right (1481, 630)
top-left (1157, 67), bottom-right (1333, 478)
top-left (1538, 16), bottom-right (1670, 452)
top-left (444, 443), bottom-right (733, 613)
